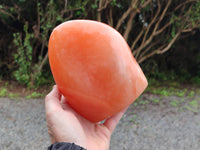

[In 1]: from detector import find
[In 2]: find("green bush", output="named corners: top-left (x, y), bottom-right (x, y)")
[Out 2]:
top-left (13, 23), bottom-right (33, 85)
top-left (0, 0), bottom-right (199, 87)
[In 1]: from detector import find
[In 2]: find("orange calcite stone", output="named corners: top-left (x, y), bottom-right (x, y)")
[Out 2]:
top-left (48, 20), bottom-right (148, 122)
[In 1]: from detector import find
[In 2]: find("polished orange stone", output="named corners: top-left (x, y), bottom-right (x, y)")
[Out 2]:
top-left (48, 20), bottom-right (148, 122)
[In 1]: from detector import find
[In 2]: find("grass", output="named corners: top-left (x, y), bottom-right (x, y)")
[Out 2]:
top-left (0, 77), bottom-right (199, 112)
top-left (189, 100), bottom-right (198, 108)
top-left (0, 88), bottom-right (45, 100)
top-left (188, 91), bottom-right (195, 98)
top-left (170, 100), bottom-right (179, 107)
top-left (8, 93), bottom-right (19, 99)
top-left (138, 99), bottom-right (149, 105)
top-left (146, 78), bottom-right (199, 98)
top-left (25, 92), bottom-right (45, 99)
top-left (0, 80), bottom-right (50, 100)
top-left (150, 97), bottom-right (160, 104)
top-left (184, 100), bottom-right (199, 113)
top-left (132, 78), bottom-right (200, 114)
top-left (0, 88), bottom-right (7, 97)
top-left (197, 90), bottom-right (200, 94)
top-left (0, 88), bottom-right (20, 100)
top-left (129, 114), bottom-right (138, 124)
top-left (148, 86), bottom-right (188, 97)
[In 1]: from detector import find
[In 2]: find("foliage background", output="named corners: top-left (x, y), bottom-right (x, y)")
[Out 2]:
top-left (0, 0), bottom-right (199, 87)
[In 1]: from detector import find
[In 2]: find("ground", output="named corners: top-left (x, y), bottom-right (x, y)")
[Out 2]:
top-left (0, 83), bottom-right (200, 150)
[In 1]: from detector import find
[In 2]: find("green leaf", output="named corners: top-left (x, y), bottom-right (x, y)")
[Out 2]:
top-left (19, 0), bottom-right (26, 2)
top-left (91, 4), bottom-right (97, 9)
top-left (171, 26), bottom-right (176, 38)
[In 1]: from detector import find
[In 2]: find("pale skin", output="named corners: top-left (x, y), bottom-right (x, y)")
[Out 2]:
top-left (45, 85), bottom-right (127, 150)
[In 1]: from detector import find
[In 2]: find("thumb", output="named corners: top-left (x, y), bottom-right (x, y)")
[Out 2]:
top-left (45, 85), bottom-right (62, 113)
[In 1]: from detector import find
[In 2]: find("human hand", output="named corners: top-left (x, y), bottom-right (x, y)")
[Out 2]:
top-left (45, 85), bottom-right (127, 150)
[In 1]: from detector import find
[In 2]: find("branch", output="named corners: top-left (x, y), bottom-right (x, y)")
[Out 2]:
top-left (97, 0), bottom-right (112, 11)
top-left (138, 31), bottom-right (180, 63)
top-left (155, 21), bottom-right (171, 35)
top-left (97, 0), bottom-right (103, 21)
top-left (153, 0), bottom-right (172, 36)
top-left (140, 0), bottom-right (161, 47)
top-left (137, 40), bottom-right (160, 59)
top-left (138, 45), bottom-right (165, 63)
top-left (131, 27), bottom-right (146, 53)
top-left (138, 0), bottom-right (152, 11)
top-left (36, 0), bottom-right (40, 36)
top-left (36, 52), bottom-right (49, 76)
top-left (61, 0), bottom-right (69, 17)
top-left (123, 11), bottom-right (136, 40)
top-left (115, 0), bottom-right (137, 30)
top-left (182, 28), bottom-right (197, 33)
top-left (157, 31), bottom-right (181, 54)
top-left (135, 0), bottom-right (172, 59)
top-left (123, 0), bottom-right (152, 40)
top-left (107, 7), bottom-right (113, 26)
top-left (155, 2), bottom-right (196, 36)
top-left (180, 30), bottom-right (196, 38)
top-left (156, 2), bottom-right (195, 36)
top-left (174, 0), bottom-right (197, 12)
top-left (0, 7), bottom-right (16, 20)
top-left (97, 0), bottom-right (112, 21)
top-left (64, 0), bottom-right (68, 12)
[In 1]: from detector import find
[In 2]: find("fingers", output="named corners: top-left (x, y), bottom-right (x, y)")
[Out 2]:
top-left (45, 85), bottom-right (62, 113)
top-left (60, 95), bottom-right (67, 104)
top-left (60, 95), bottom-right (74, 111)
top-left (103, 107), bottom-right (128, 133)
top-left (45, 87), bottom-right (78, 115)
top-left (46, 85), bottom-right (61, 100)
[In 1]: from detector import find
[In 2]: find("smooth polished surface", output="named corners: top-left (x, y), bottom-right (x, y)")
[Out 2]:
top-left (48, 20), bottom-right (148, 122)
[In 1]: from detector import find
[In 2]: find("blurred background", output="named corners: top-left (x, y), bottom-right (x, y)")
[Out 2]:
top-left (0, 0), bottom-right (199, 97)
top-left (1, 1), bottom-right (200, 149)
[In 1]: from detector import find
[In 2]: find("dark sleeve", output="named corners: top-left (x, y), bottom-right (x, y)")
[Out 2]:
top-left (47, 142), bottom-right (86, 150)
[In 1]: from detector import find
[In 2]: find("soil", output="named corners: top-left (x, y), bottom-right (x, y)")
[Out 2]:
top-left (0, 80), bottom-right (52, 98)
top-left (0, 88), bottom-right (200, 150)
top-left (111, 94), bottom-right (200, 150)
